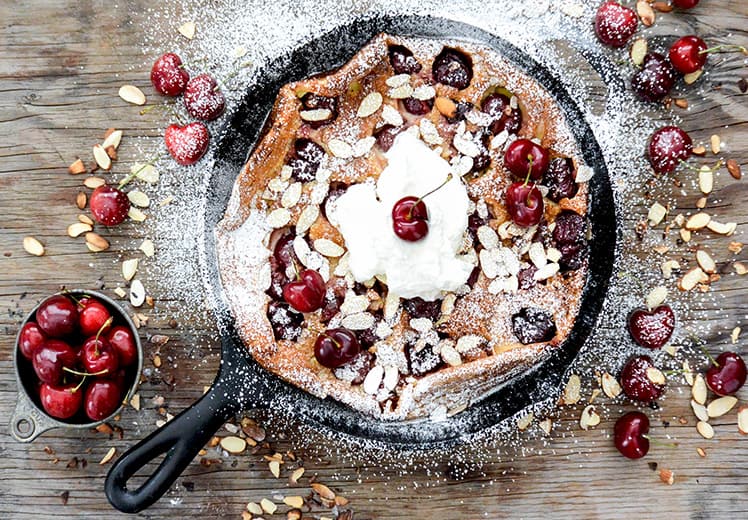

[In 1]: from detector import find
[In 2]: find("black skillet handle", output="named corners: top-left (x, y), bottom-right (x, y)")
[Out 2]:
top-left (105, 379), bottom-right (240, 513)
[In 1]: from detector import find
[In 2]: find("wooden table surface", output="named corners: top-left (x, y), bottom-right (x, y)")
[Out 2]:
top-left (1, 1), bottom-right (747, 518)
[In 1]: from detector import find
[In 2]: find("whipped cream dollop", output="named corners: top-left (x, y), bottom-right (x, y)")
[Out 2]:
top-left (329, 132), bottom-right (473, 300)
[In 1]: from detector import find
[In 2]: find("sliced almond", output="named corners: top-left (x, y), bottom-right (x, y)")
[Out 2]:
top-left (696, 196), bottom-right (707, 209)
top-left (685, 212), bottom-right (711, 230)
top-left (85, 232), bottom-right (109, 251)
top-left (67, 222), bottom-right (92, 238)
top-left (127, 190), bottom-right (150, 208)
top-left (706, 396), bottom-right (738, 418)
top-left (647, 202), bottom-right (667, 226)
top-left (698, 166), bottom-right (713, 194)
top-left (118, 85), bottom-right (146, 106)
top-left (220, 435), bottom-right (246, 454)
top-left (696, 420), bottom-right (714, 439)
top-left (679, 267), bottom-right (708, 291)
top-left (23, 236), bottom-right (45, 256)
top-left (636, 1), bottom-right (655, 26)
top-left (731, 326), bottom-right (741, 344)
top-left (122, 258), bottom-right (139, 281)
top-left (78, 214), bottom-right (94, 226)
top-left (139, 239), bottom-right (155, 257)
top-left (290, 467), bottom-right (305, 484)
top-left (674, 98), bottom-right (689, 109)
top-left (710, 134), bottom-right (721, 155)
top-left (102, 129), bottom-right (123, 150)
top-left (727, 159), bottom-right (742, 180)
top-left (539, 418), bottom-right (552, 435)
top-left (357, 92), bottom-right (383, 118)
top-left (684, 69), bottom-right (703, 85)
top-left (284, 496), bottom-right (304, 509)
top-left (129, 279), bottom-right (145, 307)
top-left (601, 372), bottom-right (622, 398)
top-left (83, 176), bottom-right (106, 189)
top-left (247, 502), bottom-right (263, 515)
top-left (299, 108), bottom-right (332, 122)
top-left (630, 38), bottom-right (648, 66)
top-left (327, 138), bottom-right (354, 159)
top-left (683, 360), bottom-right (694, 386)
top-left (128, 207), bottom-right (147, 222)
top-left (76, 191), bottom-right (87, 209)
top-left (516, 412), bottom-right (534, 431)
top-left (706, 220), bottom-right (737, 235)
top-left (692, 145), bottom-right (706, 156)
top-left (178, 21), bottom-right (196, 39)
top-left (691, 399), bottom-right (709, 422)
top-left (661, 259), bottom-right (680, 279)
top-left (652, 1), bottom-right (673, 12)
top-left (696, 249), bottom-right (716, 273)
top-left (646, 366), bottom-right (666, 385)
top-left (735, 262), bottom-right (748, 275)
top-left (269, 459), bottom-right (281, 478)
top-left (692, 374), bottom-right (707, 405)
top-left (646, 285), bottom-right (668, 309)
top-left (561, 374), bottom-right (581, 405)
top-left (579, 405), bottom-right (600, 430)
top-left (260, 498), bottom-right (277, 515)
top-left (738, 406), bottom-right (748, 435)
top-left (68, 158), bottom-right (87, 175)
top-left (99, 447), bottom-right (116, 465)
top-left (681, 228), bottom-right (691, 244)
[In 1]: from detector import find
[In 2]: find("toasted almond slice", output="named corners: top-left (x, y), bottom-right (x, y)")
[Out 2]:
top-left (260, 498), bottom-right (277, 515)
top-left (122, 258), bottom-right (139, 281)
top-left (646, 285), bottom-right (668, 309)
top-left (692, 374), bottom-right (707, 405)
top-left (679, 267), bottom-right (707, 291)
top-left (561, 374), bottom-right (581, 405)
top-left (691, 399), bottom-right (709, 422)
top-left (129, 393), bottom-right (140, 410)
top-left (685, 212), bottom-right (710, 230)
top-left (435, 96), bottom-right (457, 118)
top-left (269, 459), bottom-right (281, 478)
top-left (579, 405), bottom-right (600, 430)
top-left (78, 214), bottom-right (94, 226)
top-left (731, 326), bottom-right (741, 344)
top-left (646, 366), bottom-right (666, 385)
top-left (102, 129), bottom-right (123, 150)
top-left (601, 372), bottom-right (622, 398)
top-left (23, 236), bottom-right (45, 256)
top-left (311, 483), bottom-right (335, 500)
top-left (738, 406), bottom-right (748, 435)
top-left (290, 466), bottom-right (305, 484)
top-left (516, 412), bottom-right (534, 431)
top-left (68, 158), bottom-right (87, 175)
top-left (139, 239), bottom-right (155, 257)
top-left (84, 176), bottom-right (106, 189)
top-left (647, 202), bottom-right (667, 226)
top-left (735, 261), bottom-right (748, 275)
top-left (696, 196), bottom-right (707, 209)
top-left (630, 38), bottom-right (648, 66)
top-left (674, 98), bottom-right (689, 109)
top-left (220, 435), bottom-right (246, 454)
top-left (707, 396), bottom-right (738, 418)
top-left (684, 69), bottom-right (703, 85)
top-left (85, 232), bottom-right (109, 251)
top-left (698, 166), bottom-right (713, 194)
top-left (129, 279), bottom-right (145, 307)
top-left (76, 192), bottom-right (87, 209)
top-left (178, 21), bottom-right (196, 39)
top-left (696, 420), bottom-right (714, 439)
top-left (539, 418), bottom-right (552, 435)
top-left (99, 447), bottom-right (116, 465)
top-left (706, 220), bottom-right (736, 235)
top-left (696, 249), bottom-right (716, 273)
top-left (683, 360), bottom-right (694, 386)
top-left (727, 159), bottom-right (742, 180)
top-left (357, 92), bottom-right (383, 118)
top-left (67, 222), bottom-right (92, 238)
top-left (118, 85), bottom-right (146, 105)
top-left (692, 144), bottom-right (706, 156)
top-left (710, 134), bottom-right (721, 155)
top-left (636, 0), bottom-right (655, 26)
top-left (659, 468), bottom-right (674, 485)
top-left (284, 496), bottom-right (304, 509)
top-left (127, 190), bottom-right (150, 208)
top-left (247, 502), bottom-right (263, 515)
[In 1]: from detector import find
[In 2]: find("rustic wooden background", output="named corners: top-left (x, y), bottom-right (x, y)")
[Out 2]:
top-left (1, 0), bottom-right (747, 518)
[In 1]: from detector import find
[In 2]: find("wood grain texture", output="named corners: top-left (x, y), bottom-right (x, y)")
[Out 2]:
top-left (1, 1), bottom-right (747, 519)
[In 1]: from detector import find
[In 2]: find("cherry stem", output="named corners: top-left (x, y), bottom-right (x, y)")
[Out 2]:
top-left (118, 154), bottom-right (167, 189)
top-left (321, 333), bottom-right (341, 350)
top-left (63, 367), bottom-right (110, 377)
top-left (523, 155), bottom-right (534, 187)
top-left (699, 44), bottom-right (748, 55)
top-left (407, 173), bottom-right (453, 220)
top-left (139, 103), bottom-right (183, 125)
top-left (95, 316), bottom-right (114, 344)
top-left (642, 434), bottom-right (678, 448)
top-left (699, 343), bottom-right (719, 368)
top-left (72, 376), bottom-right (87, 393)
top-left (214, 60), bottom-right (253, 92)
top-left (662, 368), bottom-right (690, 376)
top-left (678, 159), bottom-right (723, 173)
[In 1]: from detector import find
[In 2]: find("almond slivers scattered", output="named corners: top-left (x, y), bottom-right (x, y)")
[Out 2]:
top-left (23, 236), bottom-right (45, 256)
top-left (118, 85), bottom-right (146, 106)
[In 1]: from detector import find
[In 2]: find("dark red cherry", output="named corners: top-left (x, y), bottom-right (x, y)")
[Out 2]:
top-left (631, 52), bottom-right (676, 103)
top-left (503, 139), bottom-right (550, 180)
top-left (620, 355), bottom-right (665, 402)
top-left (90, 184), bottom-right (131, 226)
top-left (648, 126), bottom-right (693, 175)
top-left (669, 36), bottom-right (708, 74)
top-left (628, 305), bottom-right (675, 350)
top-left (432, 48), bottom-right (472, 90)
top-left (392, 196), bottom-right (429, 242)
top-left (388, 45), bottom-right (422, 74)
top-left (373, 125), bottom-right (402, 152)
top-left (84, 379), bottom-right (122, 421)
top-left (19, 321), bottom-right (47, 360)
top-left (164, 122), bottom-right (210, 166)
top-left (36, 295), bottom-right (79, 337)
top-left (79, 298), bottom-right (112, 337)
top-left (595, 1), bottom-right (638, 48)
top-left (706, 352), bottom-right (747, 396)
top-left (402, 97), bottom-right (433, 115)
top-left (542, 157), bottom-right (578, 202)
top-left (282, 269), bottom-right (326, 313)
top-left (288, 138), bottom-right (325, 182)
top-left (150, 53), bottom-right (190, 97)
top-left (505, 182), bottom-right (544, 227)
top-left (107, 326), bottom-right (138, 368)
top-left (81, 336), bottom-right (119, 375)
top-left (32, 339), bottom-right (77, 385)
top-left (39, 382), bottom-right (84, 420)
top-left (183, 73), bottom-right (225, 121)
top-left (614, 411), bottom-right (650, 459)
top-left (552, 211), bottom-right (587, 246)
top-left (511, 307), bottom-right (557, 344)
top-left (314, 328), bottom-right (361, 369)
top-left (481, 93), bottom-right (522, 135)
top-left (402, 297), bottom-right (442, 321)
top-left (266, 301), bottom-right (303, 341)
top-left (672, 0), bottom-right (699, 8)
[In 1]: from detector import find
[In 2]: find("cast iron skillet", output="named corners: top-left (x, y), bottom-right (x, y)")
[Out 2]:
top-left (105, 14), bottom-right (619, 513)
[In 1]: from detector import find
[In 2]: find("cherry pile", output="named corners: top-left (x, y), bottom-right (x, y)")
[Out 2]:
top-left (150, 52), bottom-right (226, 165)
top-left (17, 293), bottom-right (138, 422)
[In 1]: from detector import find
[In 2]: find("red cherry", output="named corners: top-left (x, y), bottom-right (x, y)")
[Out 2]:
top-left (84, 379), bottom-right (122, 421)
top-left (614, 411), bottom-right (650, 459)
top-left (79, 299), bottom-right (112, 337)
top-left (36, 295), bottom-right (79, 338)
top-left (503, 139), bottom-right (549, 180)
top-left (183, 73), bottom-right (226, 121)
top-left (669, 36), bottom-right (708, 74)
top-left (621, 355), bottom-right (665, 402)
top-left (19, 321), bottom-right (47, 360)
top-left (631, 52), bottom-right (676, 103)
top-left (594, 1), bottom-right (638, 48)
top-left (90, 185), bottom-right (131, 226)
top-left (80, 336), bottom-right (119, 375)
top-left (282, 269), bottom-right (326, 313)
top-left (628, 305), bottom-right (675, 350)
top-left (392, 196), bottom-right (429, 241)
top-left (107, 326), bottom-right (138, 367)
top-left (505, 182), bottom-right (544, 227)
top-left (32, 339), bottom-right (77, 385)
top-left (164, 122), bottom-right (210, 166)
top-left (150, 53), bottom-right (190, 97)
top-left (705, 352), bottom-right (746, 396)
top-left (648, 126), bottom-right (693, 175)
top-left (39, 382), bottom-right (84, 420)
top-left (672, 0), bottom-right (699, 8)
top-left (314, 328), bottom-right (361, 368)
